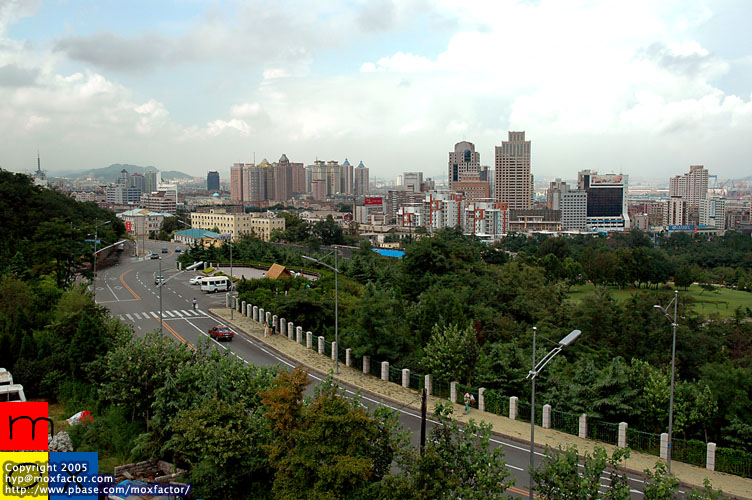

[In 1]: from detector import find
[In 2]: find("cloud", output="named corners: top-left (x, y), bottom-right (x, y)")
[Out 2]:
top-left (361, 52), bottom-right (437, 73)
top-left (641, 41), bottom-right (729, 79)
top-left (0, 63), bottom-right (38, 86)
top-left (0, 0), bottom-right (39, 37)
top-left (54, 33), bottom-right (170, 72)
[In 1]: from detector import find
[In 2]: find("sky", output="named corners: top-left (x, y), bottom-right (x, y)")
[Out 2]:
top-left (1, 0), bottom-right (752, 181)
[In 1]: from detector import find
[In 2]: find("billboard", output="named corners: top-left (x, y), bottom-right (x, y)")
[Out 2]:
top-left (590, 174), bottom-right (624, 184)
top-left (125, 221), bottom-right (132, 232)
top-left (364, 197), bottom-right (383, 206)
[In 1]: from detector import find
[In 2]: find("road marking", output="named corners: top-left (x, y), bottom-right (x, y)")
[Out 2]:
top-left (180, 309), bottom-right (192, 316)
top-left (150, 312), bottom-right (159, 319)
top-left (172, 310), bottom-right (182, 317)
top-left (133, 313), bottom-right (141, 320)
top-left (164, 310), bottom-right (175, 317)
top-left (119, 315), bottom-right (125, 321)
top-left (184, 318), bottom-right (227, 350)
top-left (198, 309), bottom-right (206, 315)
top-left (96, 299), bottom-right (140, 304)
top-left (119, 269), bottom-right (141, 300)
top-left (125, 313), bottom-right (134, 321)
top-left (158, 318), bottom-right (195, 350)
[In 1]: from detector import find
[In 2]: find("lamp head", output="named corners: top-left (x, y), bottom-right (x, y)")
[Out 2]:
top-left (301, 255), bottom-right (317, 263)
top-left (654, 304), bottom-right (668, 315)
top-left (559, 329), bottom-right (581, 347)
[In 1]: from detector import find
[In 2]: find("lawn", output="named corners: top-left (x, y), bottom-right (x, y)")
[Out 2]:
top-left (568, 284), bottom-right (752, 319)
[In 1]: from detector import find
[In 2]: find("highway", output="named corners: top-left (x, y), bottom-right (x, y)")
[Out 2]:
top-left (95, 240), bottom-right (666, 499)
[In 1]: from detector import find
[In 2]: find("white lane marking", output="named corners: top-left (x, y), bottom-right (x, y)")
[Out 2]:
top-left (119, 315), bottom-right (125, 321)
top-left (97, 299), bottom-right (140, 304)
top-left (197, 309), bottom-right (207, 315)
top-left (183, 318), bottom-right (227, 350)
top-left (181, 309), bottom-right (193, 316)
top-left (133, 313), bottom-right (141, 320)
top-left (125, 314), bottom-right (134, 321)
top-left (150, 312), bottom-right (159, 319)
top-left (164, 310), bottom-right (175, 317)
top-left (143, 312), bottom-right (149, 318)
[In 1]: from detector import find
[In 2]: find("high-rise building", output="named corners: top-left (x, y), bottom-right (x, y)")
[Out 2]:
top-left (666, 197), bottom-right (688, 226)
top-left (403, 172), bottom-right (424, 193)
top-left (274, 154), bottom-right (293, 202)
top-left (106, 185), bottom-right (141, 204)
top-left (340, 159), bottom-right (353, 194)
top-left (561, 190), bottom-right (587, 230)
top-left (699, 197), bottom-right (726, 230)
top-left (448, 141), bottom-right (481, 190)
top-left (118, 169), bottom-right (129, 186)
top-left (547, 179), bottom-right (569, 210)
top-left (144, 171), bottom-right (157, 194)
top-left (354, 161), bottom-right (369, 195)
top-left (579, 170), bottom-right (630, 230)
top-left (230, 163), bottom-right (245, 201)
top-left (129, 173), bottom-right (145, 194)
top-left (207, 171), bottom-right (220, 192)
top-left (494, 132), bottom-right (532, 210)
top-left (670, 165), bottom-right (708, 209)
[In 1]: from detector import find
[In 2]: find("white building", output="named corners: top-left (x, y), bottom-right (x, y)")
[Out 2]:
top-left (699, 198), bottom-right (726, 231)
top-left (561, 190), bottom-right (587, 230)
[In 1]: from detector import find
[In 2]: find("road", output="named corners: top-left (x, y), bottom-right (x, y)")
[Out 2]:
top-left (95, 240), bottom-right (669, 499)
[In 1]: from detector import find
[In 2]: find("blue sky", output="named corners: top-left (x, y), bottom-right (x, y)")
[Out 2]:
top-left (1, 0), bottom-right (751, 181)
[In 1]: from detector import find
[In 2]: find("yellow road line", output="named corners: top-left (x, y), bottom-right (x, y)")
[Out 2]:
top-left (119, 269), bottom-right (141, 300)
top-left (159, 318), bottom-right (196, 351)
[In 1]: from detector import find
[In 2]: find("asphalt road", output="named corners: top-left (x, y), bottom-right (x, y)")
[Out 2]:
top-left (95, 240), bottom-right (670, 499)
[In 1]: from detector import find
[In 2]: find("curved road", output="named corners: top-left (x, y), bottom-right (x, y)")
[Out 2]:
top-left (96, 240), bottom-right (665, 499)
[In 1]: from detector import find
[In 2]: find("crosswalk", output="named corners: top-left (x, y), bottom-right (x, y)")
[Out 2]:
top-left (119, 309), bottom-right (208, 322)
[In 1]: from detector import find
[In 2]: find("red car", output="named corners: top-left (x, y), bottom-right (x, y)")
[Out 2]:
top-left (208, 325), bottom-right (235, 341)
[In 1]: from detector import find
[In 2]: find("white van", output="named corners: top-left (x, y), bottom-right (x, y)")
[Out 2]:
top-left (201, 276), bottom-right (230, 293)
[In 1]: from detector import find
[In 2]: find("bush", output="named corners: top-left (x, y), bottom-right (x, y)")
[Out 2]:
top-left (202, 267), bottom-right (215, 275)
top-left (68, 405), bottom-right (145, 466)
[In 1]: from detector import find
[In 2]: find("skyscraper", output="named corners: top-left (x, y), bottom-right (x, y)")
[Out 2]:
top-left (448, 141), bottom-right (480, 190)
top-left (118, 168), bottom-right (129, 186)
top-left (230, 163), bottom-right (245, 201)
top-left (130, 173), bottom-right (145, 194)
top-left (207, 171), bottom-right (220, 192)
top-left (354, 161), bottom-right (369, 195)
top-left (340, 159), bottom-right (353, 194)
top-left (144, 171), bottom-right (157, 194)
top-left (403, 172), bottom-right (424, 192)
top-left (494, 132), bottom-right (532, 210)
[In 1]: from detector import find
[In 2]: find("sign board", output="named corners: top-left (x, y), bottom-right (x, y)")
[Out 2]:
top-left (125, 221), bottom-right (132, 232)
top-left (365, 197), bottom-right (383, 206)
top-left (344, 213), bottom-right (353, 222)
top-left (668, 225), bottom-right (695, 231)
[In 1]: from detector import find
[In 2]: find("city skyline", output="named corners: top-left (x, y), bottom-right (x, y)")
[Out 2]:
top-left (1, 1), bottom-right (752, 179)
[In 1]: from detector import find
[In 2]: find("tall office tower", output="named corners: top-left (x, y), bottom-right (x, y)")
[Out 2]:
top-left (685, 165), bottom-right (709, 208)
top-left (207, 171), bottom-right (220, 192)
top-left (494, 131), bottom-right (532, 209)
top-left (305, 165), bottom-right (313, 193)
top-left (130, 173), bottom-right (145, 194)
top-left (354, 161), bottom-right (369, 195)
top-left (246, 163), bottom-right (269, 203)
top-left (274, 154), bottom-right (293, 202)
top-left (339, 159), bottom-right (354, 194)
top-left (291, 161), bottom-right (306, 195)
top-left (579, 170), bottom-right (630, 230)
top-left (403, 172), bottom-right (424, 192)
top-left (144, 171), bottom-right (157, 194)
top-left (230, 163), bottom-right (245, 201)
top-left (666, 197), bottom-right (688, 226)
top-left (547, 179), bottom-right (568, 210)
top-left (561, 190), bottom-right (587, 230)
top-left (448, 141), bottom-right (481, 190)
top-left (326, 161), bottom-right (342, 194)
top-left (669, 175), bottom-right (686, 198)
top-left (118, 169), bottom-right (129, 186)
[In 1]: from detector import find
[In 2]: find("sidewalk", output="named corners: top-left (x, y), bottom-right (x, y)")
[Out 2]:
top-left (212, 307), bottom-right (752, 499)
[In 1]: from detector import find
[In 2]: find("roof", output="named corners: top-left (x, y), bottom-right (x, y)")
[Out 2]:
top-left (343, 158), bottom-right (350, 165)
top-left (372, 248), bottom-right (405, 258)
top-left (118, 209), bottom-right (174, 217)
top-left (265, 263), bottom-right (294, 280)
top-left (174, 228), bottom-right (220, 239)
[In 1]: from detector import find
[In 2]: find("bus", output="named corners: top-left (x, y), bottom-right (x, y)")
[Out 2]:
top-left (201, 276), bottom-right (230, 293)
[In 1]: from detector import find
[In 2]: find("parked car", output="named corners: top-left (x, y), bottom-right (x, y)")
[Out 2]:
top-left (175, 247), bottom-right (182, 253)
top-left (149, 253), bottom-right (159, 259)
top-left (208, 325), bottom-right (235, 341)
top-left (189, 276), bottom-right (203, 285)
top-left (155, 275), bottom-right (164, 285)
top-left (161, 247), bottom-right (168, 253)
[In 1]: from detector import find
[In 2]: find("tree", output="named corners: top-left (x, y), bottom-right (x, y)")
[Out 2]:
top-left (531, 445), bottom-right (631, 500)
top-left (420, 323), bottom-right (479, 384)
top-left (313, 215), bottom-right (345, 245)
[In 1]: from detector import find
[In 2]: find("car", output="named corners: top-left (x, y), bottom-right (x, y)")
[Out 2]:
top-left (161, 248), bottom-right (168, 253)
top-left (208, 325), bottom-right (235, 341)
top-left (175, 247), bottom-right (182, 253)
top-left (155, 275), bottom-right (164, 285)
top-left (149, 253), bottom-right (159, 259)
top-left (189, 276), bottom-right (203, 285)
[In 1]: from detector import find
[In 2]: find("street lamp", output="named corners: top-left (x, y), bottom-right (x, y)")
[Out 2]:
top-left (158, 256), bottom-right (163, 336)
top-left (92, 219), bottom-right (112, 303)
top-left (302, 248), bottom-right (340, 374)
top-left (526, 327), bottom-right (581, 500)
top-left (654, 290), bottom-right (679, 474)
top-left (229, 236), bottom-right (234, 320)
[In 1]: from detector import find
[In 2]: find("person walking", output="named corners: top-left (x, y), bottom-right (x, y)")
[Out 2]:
top-left (192, 297), bottom-right (197, 311)
top-left (464, 393), bottom-right (471, 414)
top-left (264, 320), bottom-right (269, 338)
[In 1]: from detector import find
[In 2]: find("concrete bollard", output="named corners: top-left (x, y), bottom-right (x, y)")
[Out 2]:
top-left (450, 382), bottom-right (458, 403)
top-left (248, 305), bottom-right (253, 319)
top-left (318, 336), bottom-right (325, 355)
top-left (259, 308), bottom-right (265, 323)
top-left (542, 404), bottom-right (551, 429)
top-left (236, 298), bottom-right (241, 312)
top-left (296, 326), bottom-right (302, 342)
top-left (331, 342), bottom-right (337, 361)
top-left (253, 306), bottom-right (258, 321)
top-left (478, 388), bottom-right (486, 412)
top-left (707, 442), bottom-right (716, 471)
top-left (425, 375), bottom-right (432, 395)
top-left (618, 422), bottom-right (628, 448)
top-left (509, 397), bottom-right (518, 420)
top-left (288, 322), bottom-right (294, 339)
top-left (225, 293), bottom-right (230, 307)
top-left (579, 414), bottom-right (587, 439)
top-left (402, 369), bottom-right (410, 388)
top-left (381, 361), bottom-right (389, 381)
top-left (363, 356), bottom-right (370, 374)
top-left (345, 348), bottom-right (352, 367)
top-left (660, 433), bottom-right (669, 460)
top-left (241, 301), bottom-right (246, 316)
top-left (265, 311), bottom-right (271, 325)
top-left (280, 318), bottom-right (286, 336)
top-left (272, 315), bottom-right (278, 332)
top-left (306, 331), bottom-right (312, 349)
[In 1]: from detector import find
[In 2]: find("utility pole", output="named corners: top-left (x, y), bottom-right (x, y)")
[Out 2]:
top-left (93, 218), bottom-right (98, 300)
top-left (159, 257), bottom-right (163, 336)
top-left (334, 246), bottom-right (339, 374)
top-left (529, 326), bottom-right (536, 500)
top-left (230, 238), bottom-right (234, 320)
top-left (420, 388), bottom-right (427, 456)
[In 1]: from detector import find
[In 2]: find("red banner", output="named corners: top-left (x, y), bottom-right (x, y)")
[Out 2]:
top-left (364, 197), bottom-right (383, 206)
top-left (125, 221), bottom-right (132, 232)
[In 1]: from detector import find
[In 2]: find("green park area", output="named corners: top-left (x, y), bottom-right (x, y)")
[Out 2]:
top-left (568, 284), bottom-right (752, 319)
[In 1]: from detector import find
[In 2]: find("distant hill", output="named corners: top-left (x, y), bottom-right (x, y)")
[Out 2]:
top-left (59, 164), bottom-right (192, 182)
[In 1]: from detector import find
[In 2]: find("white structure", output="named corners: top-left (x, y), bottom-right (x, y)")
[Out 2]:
top-left (118, 209), bottom-right (173, 237)
top-left (699, 197), bottom-right (726, 231)
top-left (666, 197), bottom-right (688, 226)
top-left (403, 172), bottom-right (424, 193)
top-left (463, 200), bottom-right (509, 240)
top-left (561, 190), bottom-right (587, 230)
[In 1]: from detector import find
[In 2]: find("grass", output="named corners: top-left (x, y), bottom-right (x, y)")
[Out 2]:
top-left (568, 284), bottom-right (752, 319)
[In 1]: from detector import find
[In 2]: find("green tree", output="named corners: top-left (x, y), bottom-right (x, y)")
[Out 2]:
top-left (420, 323), bottom-right (479, 384)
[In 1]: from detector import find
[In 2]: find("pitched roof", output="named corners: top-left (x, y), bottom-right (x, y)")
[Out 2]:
top-left (265, 263), bottom-right (293, 280)
top-left (174, 228), bottom-right (220, 239)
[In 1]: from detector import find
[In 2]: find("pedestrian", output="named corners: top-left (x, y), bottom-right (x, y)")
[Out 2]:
top-left (464, 392), bottom-right (471, 414)
top-left (192, 297), bottom-right (197, 311)
top-left (264, 320), bottom-right (269, 337)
